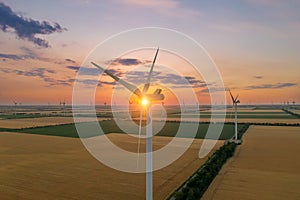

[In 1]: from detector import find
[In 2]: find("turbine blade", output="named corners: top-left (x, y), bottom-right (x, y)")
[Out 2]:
top-left (91, 62), bottom-right (142, 97)
top-left (143, 48), bottom-right (159, 94)
top-left (234, 94), bottom-right (239, 102)
top-left (228, 90), bottom-right (235, 102)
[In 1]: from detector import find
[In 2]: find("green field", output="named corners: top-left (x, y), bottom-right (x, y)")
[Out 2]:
top-left (0, 113), bottom-right (76, 119)
top-left (199, 111), bottom-right (286, 115)
top-left (150, 109), bottom-right (298, 119)
top-left (167, 114), bottom-right (298, 119)
top-left (6, 120), bottom-right (243, 140)
top-left (155, 122), bottom-right (243, 139)
top-left (1, 112), bottom-right (296, 120)
top-left (0, 113), bottom-right (48, 119)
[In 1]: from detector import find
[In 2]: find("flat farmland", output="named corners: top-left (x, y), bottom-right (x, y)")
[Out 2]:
top-left (202, 126), bottom-right (300, 200)
top-left (8, 120), bottom-right (241, 140)
top-left (0, 132), bottom-right (222, 200)
top-left (179, 110), bottom-right (296, 119)
top-left (225, 118), bottom-right (300, 124)
top-left (164, 108), bottom-right (300, 124)
top-left (0, 117), bottom-right (97, 129)
top-left (289, 109), bottom-right (300, 115)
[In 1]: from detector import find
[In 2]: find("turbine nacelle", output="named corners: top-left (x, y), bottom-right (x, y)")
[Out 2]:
top-left (144, 89), bottom-right (165, 102)
top-left (228, 89), bottom-right (240, 104)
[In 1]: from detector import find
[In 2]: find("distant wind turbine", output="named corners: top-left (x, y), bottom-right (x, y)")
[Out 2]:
top-left (160, 101), bottom-right (165, 121)
top-left (12, 100), bottom-right (18, 116)
top-left (92, 48), bottom-right (163, 200)
top-left (104, 102), bottom-right (107, 115)
top-left (228, 90), bottom-right (240, 142)
top-left (60, 100), bottom-right (66, 116)
top-left (292, 101), bottom-right (296, 109)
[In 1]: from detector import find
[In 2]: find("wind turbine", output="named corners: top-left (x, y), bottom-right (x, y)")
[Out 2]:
top-left (160, 102), bottom-right (165, 121)
top-left (12, 100), bottom-right (18, 116)
top-left (60, 100), bottom-right (66, 116)
top-left (228, 90), bottom-right (240, 142)
top-left (103, 102), bottom-right (107, 115)
top-left (292, 101), bottom-right (296, 109)
top-left (91, 48), bottom-right (163, 200)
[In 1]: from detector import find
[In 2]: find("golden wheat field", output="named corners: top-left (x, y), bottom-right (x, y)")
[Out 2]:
top-left (224, 118), bottom-right (300, 124)
top-left (0, 117), bottom-right (97, 129)
top-left (0, 132), bottom-right (222, 200)
top-left (289, 109), bottom-right (300, 115)
top-left (202, 125), bottom-right (300, 200)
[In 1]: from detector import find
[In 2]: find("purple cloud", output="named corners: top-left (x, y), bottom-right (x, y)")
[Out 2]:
top-left (109, 58), bottom-right (148, 66)
top-left (246, 82), bottom-right (297, 90)
top-left (0, 2), bottom-right (67, 48)
top-left (65, 58), bottom-right (76, 64)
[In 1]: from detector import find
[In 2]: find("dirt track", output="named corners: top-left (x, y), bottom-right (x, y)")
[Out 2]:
top-left (0, 132), bottom-right (222, 200)
top-left (202, 126), bottom-right (300, 200)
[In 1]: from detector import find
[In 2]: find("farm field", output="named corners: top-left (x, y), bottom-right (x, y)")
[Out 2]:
top-left (155, 117), bottom-right (300, 124)
top-left (1, 106), bottom-right (299, 128)
top-left (150, 107), bottom-right (300, 124)
top-left (224, 118), bottom-right (300, 124)
top-left (0, 105), bottom-right (299, 199)
top-left (168, 109), bottom-right (297, 118)
top-left (0, 117), bottom-right (97, 129)
top-left (202, 125), bottom-right (300, 200)
top-left (289, 109), bottom-right (300, 115)
top-left (5, 120), bottom-right (243, 140)
top-left (0, 132), bottom-right (222, 200)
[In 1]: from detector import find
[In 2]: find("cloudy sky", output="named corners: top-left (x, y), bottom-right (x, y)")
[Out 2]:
top-left (0, 0), bottom-right (299, 105)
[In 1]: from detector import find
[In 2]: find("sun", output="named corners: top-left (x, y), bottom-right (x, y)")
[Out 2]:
top-left (141, 97), bottom-right (150, 106)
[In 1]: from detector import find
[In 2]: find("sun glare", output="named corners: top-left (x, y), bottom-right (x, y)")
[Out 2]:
top-left (141, 98), bottom-right (149, 106)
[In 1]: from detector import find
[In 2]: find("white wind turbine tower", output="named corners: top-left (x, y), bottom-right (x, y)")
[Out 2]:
top-left (104, 102), bottom-right (107, 115)
top-left (92, 48), bottom-right (163, 200)
top-left (12, 100), bottom-right (18, 116)
top-left (228, 90), bottom-right (241, 143)
top-left (292, 101), bottom-right (296, 109)
top-left (60, 100), bottom-right (66, 116)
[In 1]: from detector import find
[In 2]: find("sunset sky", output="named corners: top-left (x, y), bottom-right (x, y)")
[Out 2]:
top-left (0, 0), bottom-right (299, 105)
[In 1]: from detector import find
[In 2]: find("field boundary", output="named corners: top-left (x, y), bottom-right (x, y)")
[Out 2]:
top-left (282, 109), bottom-right (300, 118)
top-left (167, 123), bottom-right (250, 200)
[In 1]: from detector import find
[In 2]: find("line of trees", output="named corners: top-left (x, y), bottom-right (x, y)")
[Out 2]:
top-left (237, 123), bottom-right (250, 139)
top-left (169, 123), bottom-right (250, 200)
top-left (248, 122), bottom-right (300, 127)
top-left (172, 142), bottom-right (237, 200)
top-left (282, 109), bottom-right (300, 118)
